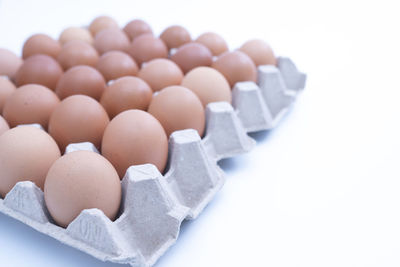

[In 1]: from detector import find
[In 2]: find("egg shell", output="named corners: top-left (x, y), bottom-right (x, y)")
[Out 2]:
top-left (128, 34), bottom-right (168, 66)
top-left (195, 32), bottom-right (228, 56)
top-left (102, 109), bottom-right (168, 177)
top-left (160, 25), bottom-right (191, 49)
top-left (3, 84), bottom-right (60, 129)
top-left (94, 28), bottom-right (130, 55)
top-left (22, 33), bottom-right (61, 59)
top-left (56, 65), bottom-right (106, 100)
top-left (212, 51), bottom-right (257, 87)
top-left (57, 40), bottom-right (99, 70)
top-left (59, 27), bottom-right (93, 45)
top-left (0, 126), bottom-right (61, 198)
top-left (239, 39), bottom-right (277, 66)
top-left (181, 66), bottom-right (231, 107)
top-left (48, 95), bottom-right (109, 152)
top-left (0, 115), bottom-right (9, 135)
top-left (138, 58), bottom-right (183, 92)
top-left (15, 54), bottom-right (63, 90)
top-left (0, 48), bottom-right (23, 79)
top-left (100, 76), bottom-right (152, 118)
top-left (89, 16), bottom-right (119, 37)
top-left (96, 51), bottom-right (138, 82)
top-left (123, 19), bottom-right (153, 41)
top-left (0, 77), bottom-right (16, 113)
top-left (44, 150), bottom-right (121, 228)
top-left (171, 42), bottom-right (213, 74)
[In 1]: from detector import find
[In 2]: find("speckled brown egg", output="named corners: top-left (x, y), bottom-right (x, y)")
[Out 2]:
top-left (102, 109), bottom-right (168, 177)
top-left (128, 34), bottom-right (168, 66)
top-left (239, 39), bottom-right (277, 66)
top-left (160, 25), bottom-right (191, 49)
top-left (56, 65), bottom-right (106, 100)
top-left (89, 15), bottom-right (119, 37)
top-left (0, 48), bottom-right (23, 79)
top-left (181, 66), bottom-right (231, 107)
top-left (22, 33), bottom-right (61, 59)
top-left (57, 40), bottom-right (99, 70)
top-left (0, 126), bottom-right (61, 198)
top-left (138, 58), bottom-right (183, 92)
top-left (100, 76), bottom-right (152, 118)
top-left (123, 19), bottom-right (153, 41)
top-left (48, 95), bottom-right (109, 152)
top-left (195, 32), bottom-right (228, 56)
top-left (0, 115), bottom-right (9, 136)
top-left (59, 27), bottom-right (93, 45)
top-left (171, 43), bottom-right (213, 74)
top-left (44, 150), bottom-right (121, 228)
top-left (96, 51), bottom-right (138, 82)
top-left (0, 77), bottom-right (16, 113)
top-left (3, 84), bottom-right (60, 129)
top-left (212, 51), bottom-right (257, 87)
top-left (15, 54), bottom-right (63, 90)
top-left (148, 85), bottom-right (205, 137)
top-left (94, 28), bottom-right (130, 55)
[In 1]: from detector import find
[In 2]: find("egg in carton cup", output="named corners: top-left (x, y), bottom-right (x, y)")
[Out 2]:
top-left (0, 57), bottom-right (305, 267)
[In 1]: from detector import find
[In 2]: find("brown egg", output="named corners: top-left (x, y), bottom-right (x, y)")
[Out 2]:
top-left (59, 27), bottom-right (93, 45)
top-left (128, 34), bottom-right (168, 66)
top-left (195, 32), bottom-right (228, 56)
top-left (181, 67), bottom-right (231, 107)
top-left (212, 51), bottom-right (257, 87)
top-left (239, 39), bottom-right (277, 66)
top-left (22, 33), bottom-right (61, 59)
top-left (57, 40), bottom-right (99, 70)
top-left (0, 77), bottom-right (16, 113)
top-left (0, 126), bottom-right (61, 198)
top-left (100, 76), bottom-right (152, 118)
top-left (148, 86), bottom-right (205, 137)
top-left (89, 15), bottom-right (119, 37)
top-left (3, 84), bottom-right (60, 129)
top-left (0, 115), bottom-right (9, 136)
top-left (160, 25), bottom-right (191, 49)
top-left (123, 19), bottom-right (153, 41)
top-left (44, 150), bottom-right (121, 228)
top-left (171, 43), bottom-right (213, 74)
top-left (138, 58), bottom-right (183, 92)
top-left (48, 95), bottom-right (109, 152)
top-left (56, 65), bottom-right (106, 100)
top-left (96, 51), bottom-right (138, 82)
top-left (15, 54), bottom-right (63, 89)
top-left (102, 110), bottom-right (168, 177)
top-left (0, 48), bottom-right (23, 79)
top-left (94, 28), bottom-right (130, 55)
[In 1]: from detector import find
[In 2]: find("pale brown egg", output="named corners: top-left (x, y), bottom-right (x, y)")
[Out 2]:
top-left (59, 27), bottom-right (93, 45)
top-left (148, 85), bottom-right (205, 137)
top-left (22, 33), bottom-right (61, 59)
top-left (181, 67), bottom-right (231, 107)
top-left (239, 39), bottom-right (277, 66)
top-left (128, 34), bottom-right (168, 66)
top-left (3, 84), bottom-right (60, 129)
top-left (15, 54), bottom-right (63, 90)
top-left (102, 109), bottom-right (168, 177)
top-left (0, 77), bottom-right (16, 113)
top-left (100, 76), bottom-right (152, 118)
top-left (160, 25), bottom-right (191, 49)
top-left (57, 40), bottom-right (99, 70)
top-left (171, 43), bottom-right (213, 74)
top-left (195, 32), bottom-right (228, 56)
top-left (89, 15), bottom-right (119, 37)
top-left (0, 115), bottom-right (9, 136)
top-left (96, 51), bottom-right (138, 82)
top-left (48, 95), bottom-right (109, 152)
top-left (56, 65), bottom-right (106, 100)
top-left (123, 19), bottom-right (153, 41)
top-left (94, 28), bottom-right (130, 55)
top-left (0, 48), bottom-right (23, 79)
top-left (44, 150), bottom-right (121, 228)
top-left (138, 58), bottom-right (183, 92)
top-left (0, 126), bottom-right (61, 198)
top-left (212, 51), bottom-right (257, 87)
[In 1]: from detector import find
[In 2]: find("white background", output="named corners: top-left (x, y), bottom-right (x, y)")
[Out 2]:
top-left (1, 0), bottom-right (400, 266)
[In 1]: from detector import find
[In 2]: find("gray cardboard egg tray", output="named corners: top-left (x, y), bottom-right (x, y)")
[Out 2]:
top-left (0, 57), bottom-right (306, 267)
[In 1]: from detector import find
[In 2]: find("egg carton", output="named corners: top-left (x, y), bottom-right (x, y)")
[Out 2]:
top-left (0, 57), bottom-right (306, 267)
